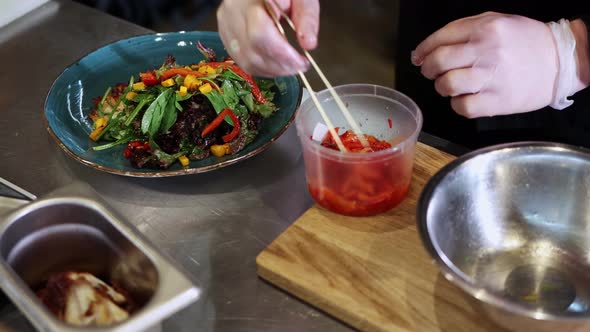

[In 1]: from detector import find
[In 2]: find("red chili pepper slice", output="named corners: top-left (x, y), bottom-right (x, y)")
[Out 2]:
top-left (229, 65), bottom-right (267, 104)
top-left (124, 147), bottom-right (131, 159)
top-left (124, 141), bottom-right (150, 158)
top-left (321, 130), bottom-right (392, 152)
top-left (222, 110), bottom-right (240, 143)
top-left (139, 71), bottom-right (159, 86)
top-left (201, 109), bottom-right (230, 137)
top-left (160, 68), bottom-right (206, 80)
top-left (201, 109), bottom-right (240, 142)
top-left (205, 61), bottom-right (233, 68)
top-left (206, 62), bottom-right (267, 104)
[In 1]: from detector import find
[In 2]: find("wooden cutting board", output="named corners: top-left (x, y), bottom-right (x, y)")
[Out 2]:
top-left (256, 142), bottom-right (509, 332)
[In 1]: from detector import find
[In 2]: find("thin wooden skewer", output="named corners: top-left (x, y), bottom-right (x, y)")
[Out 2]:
top-left (298, 72), bottom-right (347, 152)
top-left (273, 8), bottom-right (370, 149)
top-left (263, 0), bottom-right (370, 151)
top-left (262, 0), bottom-right (345, 152)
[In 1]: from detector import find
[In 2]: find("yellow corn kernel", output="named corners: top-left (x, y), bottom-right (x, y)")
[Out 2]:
top-left (210, 144), bottom-right (230, 157)
top-left (94, 117), bottom-right (107, 128)
top-left (183, 74), bottom-right (202, 90)
top-left (89, 127), bottom-right (103, 141)
top-left (89, 116), bottom-right (108, 141)
top-left (206, 66), bottom-right (217, 75)
top-left (184, 66), bottom-right (192, 70)
top-left (161, 78), bottom-right (175, 87)
top-left (198, 65), bottom-right (217, 74)
top-left (199, 83), bottom-right (212, 94)
top-left (178, 155), bottom-right (190, 167)
top-left (198, 65), bottom-right (217, 75)
top-left (126, 91), bottom-right (138, 100)
top-left (132, 82), bottom-right (146, 91)
top-left (177, 85), bottom-right (188, 97)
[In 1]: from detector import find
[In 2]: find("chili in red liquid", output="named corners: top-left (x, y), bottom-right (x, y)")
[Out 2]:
top-left (307, 130), bottom-right (411, 216)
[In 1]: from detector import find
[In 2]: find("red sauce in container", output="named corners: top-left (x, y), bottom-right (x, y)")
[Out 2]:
top-left (305, 129), bottom-right (412, 216)
top-left (320, 129), bottom-right (392, 152)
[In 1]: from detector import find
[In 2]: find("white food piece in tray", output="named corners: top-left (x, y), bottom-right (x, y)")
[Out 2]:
top-left (312, 122), bottom-right (330, 142)
top-left (40, 271), bottom-right (130, 326)
top-left (64, 272), bottom-right (129, 326)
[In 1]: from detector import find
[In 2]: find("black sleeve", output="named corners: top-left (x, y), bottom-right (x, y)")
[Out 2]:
top-left (394, 0), bottom-right (481, 147)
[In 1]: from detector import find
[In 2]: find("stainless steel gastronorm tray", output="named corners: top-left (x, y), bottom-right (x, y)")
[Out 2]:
top-left (0, 179), bottom-right (201, 332)
top-left (0, 178), bottom-right (35, 216)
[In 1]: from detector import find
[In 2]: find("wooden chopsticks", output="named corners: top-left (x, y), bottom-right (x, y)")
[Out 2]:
top-left (263, 0), bottom-right (370, 152)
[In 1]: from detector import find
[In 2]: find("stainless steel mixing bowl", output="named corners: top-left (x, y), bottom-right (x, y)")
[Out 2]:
top-left (417, 142), bottom-right (590, 332)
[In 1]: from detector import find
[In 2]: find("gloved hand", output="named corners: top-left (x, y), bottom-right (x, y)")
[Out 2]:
top-left (217, 0), bottom-right (320, 77)
top-left (411, 12), bottom-right (588, 118)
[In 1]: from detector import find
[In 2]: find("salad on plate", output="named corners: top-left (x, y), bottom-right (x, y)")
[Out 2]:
top-left (88, 42), bottom-right (280, 170)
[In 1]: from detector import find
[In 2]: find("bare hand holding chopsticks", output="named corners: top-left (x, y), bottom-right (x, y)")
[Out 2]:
top-left (217, 0), bottom-right (369, 151)
top-left (216, 0), bottom-right (319, 77)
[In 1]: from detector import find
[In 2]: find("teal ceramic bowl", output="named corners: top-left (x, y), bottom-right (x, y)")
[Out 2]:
top-left (44, 31), bottom-right (302, 177)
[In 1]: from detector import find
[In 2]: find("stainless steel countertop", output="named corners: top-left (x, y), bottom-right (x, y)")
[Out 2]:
top-left (0, 1), bottom-right (352, 330)
top-left (0, 1), bottom-right (468, 331)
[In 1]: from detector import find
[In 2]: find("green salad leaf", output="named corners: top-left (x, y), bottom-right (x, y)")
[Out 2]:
top-left (219, 68), bottom-right (245, 82)
top-left (203, 89), bottom-right (227, 114)
top-left (221, 80), bottom-right (240, 110)
top-left (160, 93), bottom-right (179, 133)
top-left (141, 88), bottom-right (174, 136)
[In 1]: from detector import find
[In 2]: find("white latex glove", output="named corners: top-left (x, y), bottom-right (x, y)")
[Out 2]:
top-left (411, 12), bottom-right (582, 118)
top-left (217, 0), bottom-right (319, 77)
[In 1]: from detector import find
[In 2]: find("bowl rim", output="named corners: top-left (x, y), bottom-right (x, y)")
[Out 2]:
top-left (417, 140), bottom-right (590, 321)
top-left (43, 30), bottom-right (303, 178)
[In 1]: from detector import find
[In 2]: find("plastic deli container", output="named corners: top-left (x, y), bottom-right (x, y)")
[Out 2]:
top-left (295, 84), bottom-right (423, 216)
